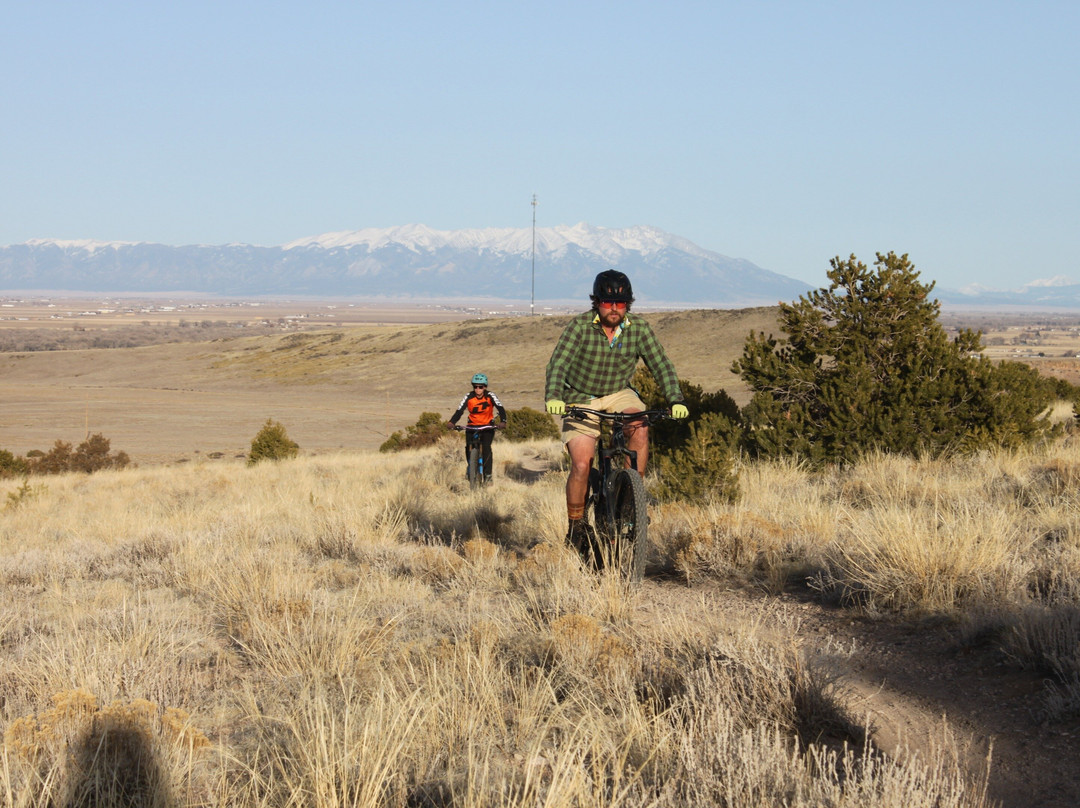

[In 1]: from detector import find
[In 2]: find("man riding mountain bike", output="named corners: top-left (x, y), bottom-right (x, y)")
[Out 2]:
top-left (545, 270), bottom-right (689, 548)
top-left (447, 373), bottom-right (507, 484)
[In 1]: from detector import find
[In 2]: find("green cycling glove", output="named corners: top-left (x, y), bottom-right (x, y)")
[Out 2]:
top-left (546, 399), bottom-right (566, 415)
top-left (671, 404), bottom-right (689, 419)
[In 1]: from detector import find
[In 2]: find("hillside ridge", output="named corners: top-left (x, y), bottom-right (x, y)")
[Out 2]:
top-left (0, 307), bottom-right (782, 462)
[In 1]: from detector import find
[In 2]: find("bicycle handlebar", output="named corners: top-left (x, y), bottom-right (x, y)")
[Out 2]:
top-left (450, 423), bottom-right (502, 431)
top-left (562, 407), bottom-right (669, 423)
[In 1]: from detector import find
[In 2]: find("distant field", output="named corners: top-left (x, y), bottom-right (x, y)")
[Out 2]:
top-left (0, 301), bottom-right (782, 464)
top-left (0, 294), bottom-right (558, 327)
top-left (6, 300), bottom-right (1079, 466)
top-left (942, 311), bottom-right (1080, 386)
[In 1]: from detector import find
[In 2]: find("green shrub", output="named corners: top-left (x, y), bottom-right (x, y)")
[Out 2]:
top-left (655, 412), bottom-right (741, 503)
top-left (4, 479), bottom-right (44, 512)
top-left (502, 407), bottom-right (560, 442)
top-left (248, 419), bottom-right (300, 465)
top-left (633, 366), bottom-right (743, 503)
top-left (0, 449), bottom-right (29, 479)
top-left (380, 412), bottom-right (449, 453)
top-left (634, 366), bottom-right (742, 450)
top-left (31, 440), bottom-right (73, 475)
top-left (1047, 375), bottom-right (1080, 406)
top-left (26, 434), bottom-right (130, 475)
top-left (70, 433), bottom-right (130, 473)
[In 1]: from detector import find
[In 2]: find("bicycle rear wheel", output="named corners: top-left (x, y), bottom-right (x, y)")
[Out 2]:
top-left (609, 468), bottom-right (648, 581)
top-left (467, 442), bottom-right (481, 489)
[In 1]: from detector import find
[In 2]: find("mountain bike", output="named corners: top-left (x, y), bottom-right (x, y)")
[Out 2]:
top-left (452, 424), bottom-right (500, 488)
top-left (563, 407), bottom-right (668, 581)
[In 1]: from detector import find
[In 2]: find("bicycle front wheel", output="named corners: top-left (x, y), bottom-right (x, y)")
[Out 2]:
top-left (467, 442), bottom-right (481, 489)
top-left (609, 469), bottom-right (649, 581)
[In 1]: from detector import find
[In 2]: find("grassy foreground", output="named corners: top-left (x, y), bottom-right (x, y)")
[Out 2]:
top-left (5, 432), bottom-right (1080, 806)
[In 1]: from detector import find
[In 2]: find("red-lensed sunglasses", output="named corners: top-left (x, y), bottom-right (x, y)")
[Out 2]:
top-left (599, 300), bottom-right (628, 310)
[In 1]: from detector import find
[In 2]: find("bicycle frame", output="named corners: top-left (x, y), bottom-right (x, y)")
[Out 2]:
top-left (453, 423), bottom-right (499, 488)
top-left (567, 406), bottom-right (662, 499)
top-left (563, 407), bottom-right (668, 579)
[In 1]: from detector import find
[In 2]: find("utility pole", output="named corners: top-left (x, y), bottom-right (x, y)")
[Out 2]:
top-left (531, 193), bottom-right (537, 316)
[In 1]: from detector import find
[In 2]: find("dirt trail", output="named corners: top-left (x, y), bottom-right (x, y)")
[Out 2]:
top-left (734, 588), bottom-right (1080, 808)
top-left (511, 448), bottom-right (1080, 808)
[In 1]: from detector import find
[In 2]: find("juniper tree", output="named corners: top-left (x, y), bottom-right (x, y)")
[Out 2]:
top-left (733, 252), bottom-right (1053, 463)
top-left (248, 419), bottom-right (300, 465)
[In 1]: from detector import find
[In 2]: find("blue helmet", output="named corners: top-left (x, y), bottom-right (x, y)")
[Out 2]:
top-left (471, 373), bottom-right (488, 386)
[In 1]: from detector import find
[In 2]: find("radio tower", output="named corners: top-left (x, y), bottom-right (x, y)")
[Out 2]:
top-left (531, 193), bottom-right (537, 316)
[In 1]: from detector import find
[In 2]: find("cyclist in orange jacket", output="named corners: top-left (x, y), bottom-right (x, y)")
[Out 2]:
top-left (447, 373), bottom-right (507, 483)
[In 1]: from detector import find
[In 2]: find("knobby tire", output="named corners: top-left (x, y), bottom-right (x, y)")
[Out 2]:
top-left (467, 442), bottom-right (482, 489)
top-left (610, 468), bottom-right (648, 582)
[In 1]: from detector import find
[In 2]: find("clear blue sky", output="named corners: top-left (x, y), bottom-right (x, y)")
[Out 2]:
top-left (2, 1), bottom-right (1077, 290)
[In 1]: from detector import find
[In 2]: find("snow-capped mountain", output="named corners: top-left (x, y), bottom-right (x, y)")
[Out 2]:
top-left (0, 223), bottom-right (810, 305)
top-left (939, 276), bottom-right (1080, 308)
top-left (282, 223), bottom-right (719, 262)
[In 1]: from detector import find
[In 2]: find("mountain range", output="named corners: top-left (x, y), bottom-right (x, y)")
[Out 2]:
top-left (0, 224), bottom-right (811, 305)
top-left (2, 224), bottom-right (1076, 308)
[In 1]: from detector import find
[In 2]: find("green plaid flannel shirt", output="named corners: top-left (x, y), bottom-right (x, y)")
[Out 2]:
top-left (545, 311), bottom-right (684, 404)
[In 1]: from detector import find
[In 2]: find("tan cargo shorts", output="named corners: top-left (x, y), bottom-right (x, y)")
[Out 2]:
top-left (561, 389), bottom-right (647, 444)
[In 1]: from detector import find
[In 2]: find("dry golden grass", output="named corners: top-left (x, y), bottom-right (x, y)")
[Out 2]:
top-left (0, 435), bottom-right (1013, 807)
top-left (647, 438), bottom-right (1080, 614)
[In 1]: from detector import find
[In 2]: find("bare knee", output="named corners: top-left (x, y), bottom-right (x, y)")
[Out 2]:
top-left (627, 424), bottom-right (649, 446)
top-left (565, 437), bottom-right (596, 480)
top-left (569, 455), bottom-right (592, 477)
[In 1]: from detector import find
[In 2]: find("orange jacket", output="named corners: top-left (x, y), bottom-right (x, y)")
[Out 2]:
top-left (450, 390), bottom-right (507, 427)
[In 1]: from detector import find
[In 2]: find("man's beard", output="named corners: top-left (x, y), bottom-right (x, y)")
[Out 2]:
top-left (599, 309), bottom-right (624, 328)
